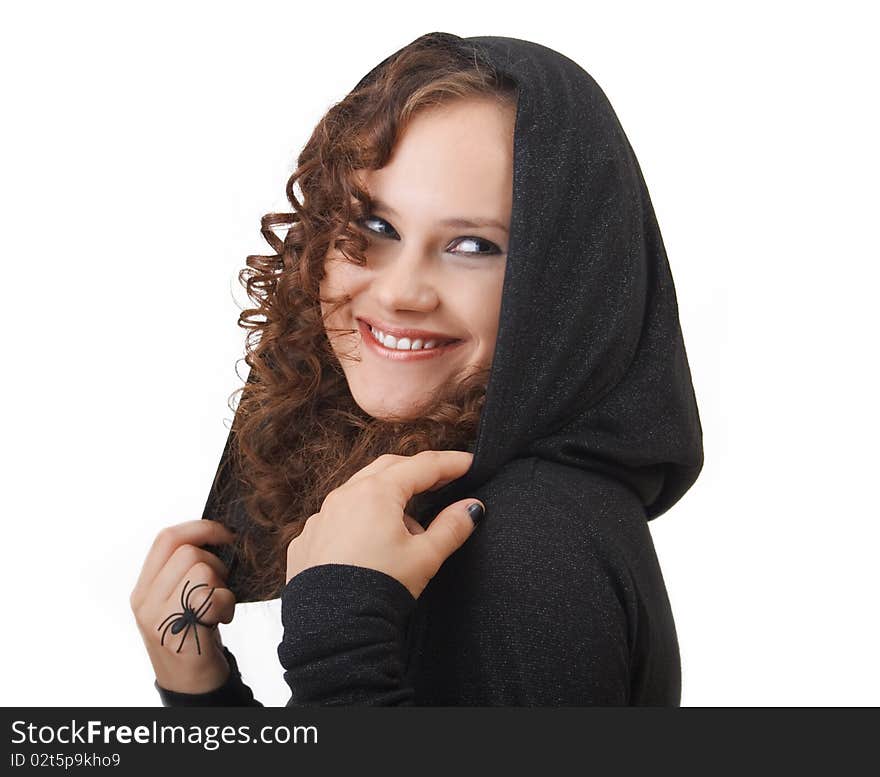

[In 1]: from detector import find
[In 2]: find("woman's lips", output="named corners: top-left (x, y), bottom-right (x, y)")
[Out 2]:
top-left (357, 316), bottom-right (460, 343)
top-left (358, 319), bottom-right (464, 361)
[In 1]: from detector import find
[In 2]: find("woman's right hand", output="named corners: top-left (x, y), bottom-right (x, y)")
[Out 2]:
top-left (130, 519), bottom-right (239, 694)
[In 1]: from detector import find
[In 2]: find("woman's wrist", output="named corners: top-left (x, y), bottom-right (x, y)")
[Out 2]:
top-left (153, 647), bottom-right (231, 695)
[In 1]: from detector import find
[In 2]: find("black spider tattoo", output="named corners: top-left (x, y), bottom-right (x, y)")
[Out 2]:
top-left (157, 579), bottom-right (218, 655)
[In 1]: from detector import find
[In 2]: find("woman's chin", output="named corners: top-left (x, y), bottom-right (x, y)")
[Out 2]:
top-left (354, 393), bottom-right (430, 423)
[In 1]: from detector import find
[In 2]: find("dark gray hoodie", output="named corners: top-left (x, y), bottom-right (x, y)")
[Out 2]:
top-left (156, 31), bottom-right (704, 707)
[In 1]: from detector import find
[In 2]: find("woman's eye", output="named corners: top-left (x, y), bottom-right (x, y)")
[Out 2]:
top-left (448, 236), bottom-right (501, 256)
top-left (357, 215), bottom-right (398, 238)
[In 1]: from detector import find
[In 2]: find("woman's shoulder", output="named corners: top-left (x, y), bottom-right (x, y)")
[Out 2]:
top-left (422, 456), bottom-right (644, 660)
top-left (454, 455), bottom-right (669, 612)
top-left (475, 455), bottom-right (649, 548)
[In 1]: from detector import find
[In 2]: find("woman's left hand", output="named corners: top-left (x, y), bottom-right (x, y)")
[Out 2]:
top-left (285, 450), bottom-right (485, 599)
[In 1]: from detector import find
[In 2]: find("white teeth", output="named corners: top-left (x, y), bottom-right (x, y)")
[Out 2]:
top-left (369, 325), bottom-right (451, 351)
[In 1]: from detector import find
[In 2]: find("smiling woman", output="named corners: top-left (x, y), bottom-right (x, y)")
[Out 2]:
top-left (135, 30), bottom-right (703, 709)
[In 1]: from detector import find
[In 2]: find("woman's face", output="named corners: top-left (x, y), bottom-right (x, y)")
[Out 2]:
top-left (320, 96), bottom-right (515, 420)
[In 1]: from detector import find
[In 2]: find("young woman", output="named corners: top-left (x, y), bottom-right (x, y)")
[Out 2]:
top-left (130, 32), bottom-right (704, 706)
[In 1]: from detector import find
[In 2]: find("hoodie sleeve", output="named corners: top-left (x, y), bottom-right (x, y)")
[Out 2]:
top-left (277, 563), bottom-right (418, 706)
top-left (154, 645), bottom-right (264, 707)
top-left (153, 563), bottom-right (417, 707)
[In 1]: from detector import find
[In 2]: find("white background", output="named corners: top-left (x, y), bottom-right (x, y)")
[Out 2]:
top-left (2, 1), bottom-right (877, 707)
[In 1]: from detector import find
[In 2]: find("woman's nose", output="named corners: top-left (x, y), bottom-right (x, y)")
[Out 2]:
top-left (372, 250), bottom-right (440, 311)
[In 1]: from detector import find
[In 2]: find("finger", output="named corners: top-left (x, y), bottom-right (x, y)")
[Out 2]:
top-left (344, 453), bottom-right (405, 486)
top-left (162, 577), bottom-right (236, 628)
top-left (155, 576), bottom-right (236, 654)
top-left (379, 450), bottom-right (474, 507)
top-left (428, 477), bottom-right (455, 492)
top-left (416, 498), bottom-right (484, 569)
top-left (132, 520), bottom-right (236, 603)
top-left (150, 544), bottom-right (231, 603)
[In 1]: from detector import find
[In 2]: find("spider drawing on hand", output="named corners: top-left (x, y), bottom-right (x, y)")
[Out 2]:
top-left (157, 579), bottom-right (218, 655)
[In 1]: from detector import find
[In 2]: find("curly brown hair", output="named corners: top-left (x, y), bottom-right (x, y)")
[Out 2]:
top-left (219, 34), bottom-right (519, 601)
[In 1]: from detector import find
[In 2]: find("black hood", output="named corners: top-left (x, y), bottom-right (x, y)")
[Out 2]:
top-left (201, 32), bottom-right (704, 600)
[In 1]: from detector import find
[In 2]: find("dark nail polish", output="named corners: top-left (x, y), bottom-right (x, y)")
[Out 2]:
top-left (467, 502), bottom-right (485, 526)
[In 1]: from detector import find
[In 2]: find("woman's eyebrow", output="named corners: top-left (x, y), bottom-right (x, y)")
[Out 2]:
top-left (370, 197), bottom-right (509, 233)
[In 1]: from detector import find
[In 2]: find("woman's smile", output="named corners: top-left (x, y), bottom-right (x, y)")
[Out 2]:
top-left (358, 318), bottom-right (466, 362)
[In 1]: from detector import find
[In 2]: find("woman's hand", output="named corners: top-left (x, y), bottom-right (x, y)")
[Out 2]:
top-left (286, 450), bottom-right (485, 600)
top-left (130, 520), bottom-right (238, 694)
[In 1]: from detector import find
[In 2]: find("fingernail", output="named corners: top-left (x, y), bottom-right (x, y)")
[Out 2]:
top-left (466, 502), bottom-right (485, 526)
